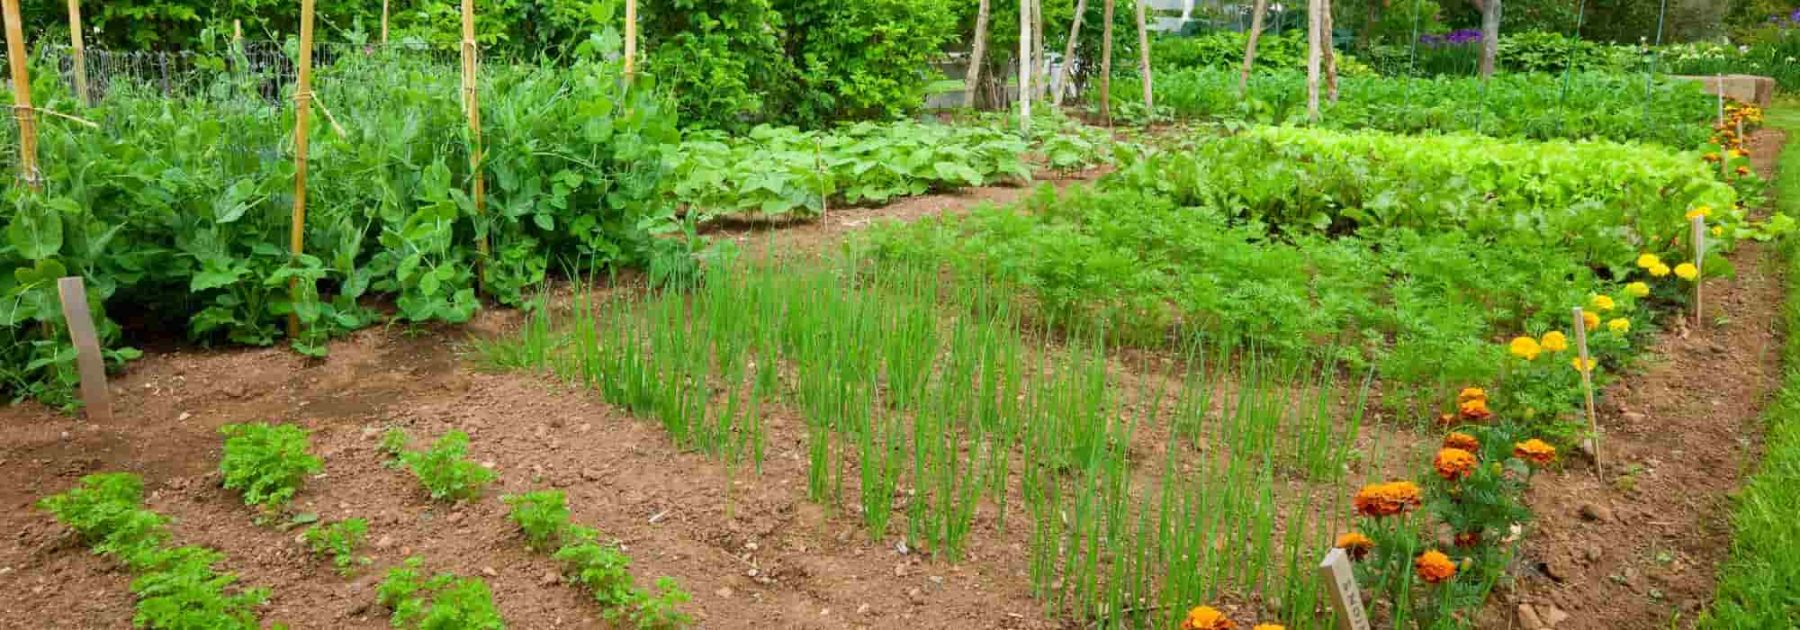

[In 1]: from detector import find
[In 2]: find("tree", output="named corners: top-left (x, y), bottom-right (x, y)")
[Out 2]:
top-left (1134, 0), bottom-right (1152, 111)
top-left (1475, 0), bottom-right (1501, 78)
top-left (967, 0), bottom-right (992, 107)
top-left (1100, 0), bottom-right (1114, 125)
top-left (1239, 0), bottom-right (1268, 97)
top-left (1052, 0), bottom-right (1087, 106)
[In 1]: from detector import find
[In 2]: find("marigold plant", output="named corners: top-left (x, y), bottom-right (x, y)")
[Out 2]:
top-left (1608, 318), bottom-right (1631, 334)
top-left (1180, 605), bottom-right (1235, 630)
top-left (1625, 282), bottom-right (1650, 298)
top-left (1508, 336), bottom-right (1541, 361)
top-left (1453, 530), bottom-right (1482, 548)
top-left (1636, 253), bottom-right (1662, 269)
top-left (1456, 387), bottom-right (1486, 405)
top-left (1675, 263), bottom-right (1699, 281)
top-left (1650, 262), bottom-right (1672, 277)
top-left (1434, 448), bottom-right (1478, 481)
top-left (1458, 398), bottom-right (1492, 422)
top-left (1335, 531), bottom-right (1374, 561)
top-left (1353, 481), bottom-right (1423, 518)
top-left (1443, 431), bottom-right (1480, 452)
top-left (1582, 311), bottom-right (1600, 332)
top-left (1590, 294), bottom-right (1615, 312)
top-left (1686, 206), bottom-right (1711, 220)
top-left (1252, 625), bottom-right (1285, 630)
top-left (1570, 357), bottom-right (1596, 373)
top-left (1539, 331), bottom-right (1568, 352)
top-left (1513, 439), bottom-right (1557, 466)
top-left (1415, 550), bottom-right (1457, 584)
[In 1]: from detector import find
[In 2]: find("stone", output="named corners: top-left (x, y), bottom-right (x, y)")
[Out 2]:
top-left (1542, 606), bottom-right (1570, 627)
top-left (1578, 502), bottom-right (1613, 523)
top-left (1518, 604), bottom-right (1545, 630)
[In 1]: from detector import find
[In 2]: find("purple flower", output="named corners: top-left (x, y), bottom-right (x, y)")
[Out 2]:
top-left (1790, 7), bottom-right (1800, 22)
top-left (1446, 29), bottom-right (1483, 44)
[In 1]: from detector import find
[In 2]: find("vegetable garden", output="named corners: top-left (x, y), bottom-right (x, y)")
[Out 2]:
top-left (6, 0), bottom-right (1800, 629)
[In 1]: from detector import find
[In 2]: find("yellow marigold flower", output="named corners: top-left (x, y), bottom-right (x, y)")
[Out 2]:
top-left (1675, 262), bottom-right (1699, 281)
top-left (1582, 311), bottom-right (1600, 332)
top-left (1353, 481), bottom-right (1423, 518)
top-left (1571, 357), bottom-right (1596, 373)
top-left (1625, 282), bottom-right (1650, 298)
top-left (1686, 206), bottom-right (1712, 220)
top-left (1444, 431), bottom-right (1480, 452)
top-left (1456, 387), bottom-right (1487, 405)
top-left (1540, 331), bottom-right (1568, 352)
top-left (1650, 262), bottom-right (1672, 277)
top-left (1514, 439), bottom-right (1557, 466)
top-left (1180, 606), bottom-right (1235, 630)
top-left (1434, 448), bottom-right (1479, 482)
top-left (1635, 253), bottom-right (1662, 269)
top-left (1508, 336), bottom-right (1542, 361)
top-left (1590, 295), bottom-right (1616, 312)
top-left (1335, 531), bottom-right (1375, 561)
top-left (1415, 550), bottom-right (1457, 584)
top-left (1712, 226), bottom-right (1724, 237)
top-left (1608, 318), bottom-right (1631, 333)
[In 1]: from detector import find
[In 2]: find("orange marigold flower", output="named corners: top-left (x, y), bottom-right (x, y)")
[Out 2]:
top-left (1456, 387), bottom-right (1487, 405)
top-left (1415, 550), bottom-right (1457, 584)
top-left (1458, 398), bottom-right (1492, 422)
top-left (1180, 606), bottom-right (1235, 630)
top-left (1514, 439), bottom-right (1557, 466)
top-left (1443, 431), bottom-right (1480, 452)
top-left (1353, 481), bottom-right (1423, 518)
top-left (1252, 625), bottom-right (1286, 630)
top-left (1436, 412), bottom-right (1456, 426)
top-left (1335, 531), bottom-right (1375, 561)
top-left (1736, 166), bottom-right (1751, 176)
top-left (1704, 152), bottom-right (1721, 163)
top-left (1453, 530), bottom-right (1482, 548)
top-left (1434, 448), bottom-right (1478, 481)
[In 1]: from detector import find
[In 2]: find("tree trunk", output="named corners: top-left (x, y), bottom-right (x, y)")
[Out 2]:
top-left (1019, 0), bottom-right (1032, 132)
top-left (1479, 0), bottom-right (1501, 78)
top-left (1323, 0), bottom-right (1338, 102)
top-left (1306, 0), bottom-right (1321, 121)
top-left (966, 0), bottom-right (991, 108)
top-left (1100, 0), bottom-right (1115, 126)
top-left (1033, 0), bottom-right (1048, 101)
top-left (1053, 0), bottom-right (1088, 107)
top-left (1135, 0), bottom-right (1153, 112)
top-left (1239, 0), bottom-right (1268, 97)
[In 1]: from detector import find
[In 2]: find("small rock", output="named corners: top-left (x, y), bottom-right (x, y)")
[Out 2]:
top-left (1541, 557), bottom-right (1573, 582)
top-left (177, 412), bottom-right (192, 422)
top-left (374, 535), bottom-right (395, 550)
top-left (581, 469), bottom-right (604, 482)
top-left (480, 460), bottom-right (496, 470)
top-left (481, 567), bottom-right (498, 577)
top-left (347, 600), bottom-right (372, 617)
top-left (928, 575), bottom-right (944, 585)
top-left (746, 568), bottom-right (759, 577)
top-left (541, 571), bottom-right (561, 586)
top-left (447, 512), bottom-right (465, 525)
top-left (906, 587), bottom-right (924, 603)
top-left (1542, 606), bottom-right (1570, 627)
top-left (1619, 411), bottom-right (1645, 423)
top-left (1582, 546), bottom-right (1604, 564)
top-left (1578, 502), bottom-right (1613, 523)
top-left (223, 383), bottom-right (248, 398)
top-left (1518, 604), bottom-right (1545, 630)
top-left (714, 587), bottom-right (734, 598)
top-left (857, 603), bottom-right (871, 615)
top-left (893, 563), bottom-right (908, 578)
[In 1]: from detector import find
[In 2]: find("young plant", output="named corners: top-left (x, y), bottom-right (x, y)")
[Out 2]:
top-left (36, 472), bottom-right (171, 567)
top-left (378, 427), bottom-right (412, 468)
top-left (397, 431), bottom-right (496, 502)
top-left (129, 545), bottom-right (271, 630)
top-left (628, 577), bottom-right (694, 630)
top-left (503, 490), bottom-right (570, 551)
top-left (302, 518), bottom-right (371, 575)
top-left (218, 422), bottom-right (323, 513)
top-left (552, 540), bottom-right (637, 611)
top-left (376, 557), bottom-right (505, 629)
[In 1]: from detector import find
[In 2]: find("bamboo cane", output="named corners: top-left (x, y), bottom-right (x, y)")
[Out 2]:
top-left (1693, 215), bottom-right (1705, 325)
top-left (624, 0), bottom-right (637, 82)
top-left (461, 0), bottom-right (489, 295)
top-left (3, 0), bottom-right (41, 191)
top-left (381, 0), bottom-right (390, 45)
top-left (289, 0), bottom-right (316, 338)
top-left (67, 0), bottom-right (89, 106)
top-left (1572, 306), bottom-right (1601, 475)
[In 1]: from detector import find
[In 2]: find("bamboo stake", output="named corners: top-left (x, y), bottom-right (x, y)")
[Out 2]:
top-left (381, 0), bottom-right (390, 45)
top-left (461, 0), bottom-right (489, 294)
top-left (1693, 215), bottom-right (1705, 325)
top-left (289, 0), bottom-right (316, 338)
top-left (623, 0), bottom-right (637, 82)
top-left (1100, 0), bottom-right (1115, 127)
top-left (1052, 0), bottom-right (1087, 107)
top-left (67, 0), bottom-right (89, 106)
top-left (3, 0), bottom-right (41, 191)
top-left (233, 19), bottom-right (242, 45)
top-left (1018, 0), bottom-right (1031, 135)
top-left (1572, 306), bottom-right (1601, 475)
top-left (1135, 0), bottom-right (1153, 113)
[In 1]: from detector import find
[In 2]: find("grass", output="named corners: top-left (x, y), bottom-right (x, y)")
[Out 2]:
top-left (1703, 103), bottom-right (1800, 628)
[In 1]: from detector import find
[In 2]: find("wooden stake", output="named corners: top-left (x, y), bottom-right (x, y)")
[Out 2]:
top-left (1134, 0), bottom-right (1153, 113)
top-left (57, 277), bottom-right (112, 422)
top-left (965, 0), bottom-right (991, 108)
top-left (1693, 215), bottom-right (1705, 325)
top-left (1318, 548), bottom-right (1371, 630)
top-left (1716, 73), bottom-right (1725, 127)
top-left (1018, 0), bottom-right (1031, 135)
top-left (2, 0), bottom-right (41, 191)
top-left (1572, 306), bottom-right (1601, 475)
top-left (1052, 0), bottom-right (1086, 107)
top-left (381, 0), bottom-right (390, 45)
top-left (1100, 0), bottom-right (1115, 127)
top-left (289, 0), bottom-right (316, 338)
top-left (623, 0), bottom-right (637, 82)
top-left (233, 18), bottom-right (242, 45)
top-left (1240, 0), bottom-right (1269, 98)
top-left (67, 0), bottom-right (89, 106)
top-left (461, 0), bottom-right (489, 294)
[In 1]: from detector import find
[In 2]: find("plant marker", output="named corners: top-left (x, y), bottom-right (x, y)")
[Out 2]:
top-left (461, 0), bottom-right (489, 295)
top-left (1318, 548), bottom-right (1370, 630)
top-left (289, 0), bottom-right (316, 338)
top-left (1572, 306), bottom-right (1601, 475)
top-left (57, 277), bottom-right (112, 422)
top-left (67, 0), bottom-right (88, 106)
top-left (2, 0), bottom-right (40, 191)
top-left (1693, 215), bottom-right (1705, 324)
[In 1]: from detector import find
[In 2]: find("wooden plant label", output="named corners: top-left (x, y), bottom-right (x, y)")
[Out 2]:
top-left (56, 277), bottom-right (112, 422)
top-left (1318, 548), bottom-right (1370, 630)
top-left (1693, 215), bottom-right (1706, 323)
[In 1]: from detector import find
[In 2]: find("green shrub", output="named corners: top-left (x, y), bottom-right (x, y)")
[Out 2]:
top-left (302, 518), bottom-right (371, 575)
top-left (553, 541), bottom-right (638, 611)
top-left (376, 557), bottom-right (505, 630)
top-left (502, 490), bottom-right (570, 551)
top-left (218, 422), bottom-right (323, 512)
top-left (398, 431), bottom-right (496, 502)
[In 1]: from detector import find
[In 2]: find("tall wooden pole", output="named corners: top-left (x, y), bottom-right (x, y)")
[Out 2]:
top-left (289, 0), bottom-right (316, 337)
top-left (1053, 0), bottom-right (1087, 107)
top-left (1135, 0), bottom-right (1152, 112)
top-left (1306, 0), bottom-right (1322, 122)
top-left (624, 0), bottom-right (638, 82)
top-left (1019, 0), bottom-right (1032, 134)
top-left (381, 0), bottom-right (390, 44)
top-left (3, 0), bottom-right (41, 191)
top-left (67, 0), bottom-right (89, 106)
top-left (461, 0), bottom-right (489, 294)
top-left (1240, 0), bottom-right (1268, 97)
top-left (965, 0), bottom-right (992, 108)
top-left (1100, 0), bottom-right (1115, 126)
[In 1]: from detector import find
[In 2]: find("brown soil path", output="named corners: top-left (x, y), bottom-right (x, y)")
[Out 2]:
top-left (1487, 129), bottom-right (1790, 629)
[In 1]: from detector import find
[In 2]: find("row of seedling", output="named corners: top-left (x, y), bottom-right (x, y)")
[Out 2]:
top-left (38, 472), bottom-right (275, 629)
top-left (488, 250), bottom-right (1373, 627)
top-left (217, 422), bottom-right (374, 575)
top-left (503, 490), bottom-right (692, 629)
